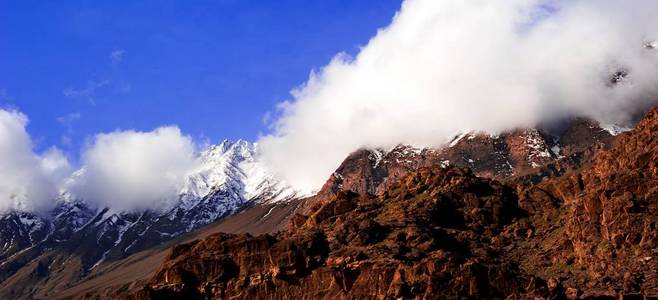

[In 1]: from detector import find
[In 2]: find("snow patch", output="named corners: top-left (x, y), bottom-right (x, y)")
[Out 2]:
top-left (440, 160), bottom-right (450, 168)
top-left (449, 132), bottom-right (470, 147)
top-left (600, 124), bottom-right (631, 136)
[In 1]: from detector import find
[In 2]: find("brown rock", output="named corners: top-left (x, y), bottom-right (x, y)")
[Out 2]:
top-left (125, 105), bottom-right (658, 300)
top-left (566, 287), bottom-right (579, 299)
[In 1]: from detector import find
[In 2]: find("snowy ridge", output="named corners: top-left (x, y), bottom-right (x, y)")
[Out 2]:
top-left (521, 129), bottom-right (553, 168)
top-left (449, 132), bottom-right (472, 147)
top-left (180, 139), bottom-right (297, 206)
top-left (600, 123), bottom-right (631, 136)
top-left (0, 140), bottom-right (301, 272)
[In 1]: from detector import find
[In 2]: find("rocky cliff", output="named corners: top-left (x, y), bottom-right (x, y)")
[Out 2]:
top-left (130, 166), bottom-right (535, 299)
top-left (127, 106), bottom-right (658, 299)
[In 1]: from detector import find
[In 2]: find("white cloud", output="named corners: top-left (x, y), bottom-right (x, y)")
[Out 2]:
top-left (5, 0), bottom-right (658, 214)
top-left (69, 127), bottom-right (200, 212)
top-left (1, 109), bottom-right (201, 214)
top-left (259, 0), bottom-right (658, 193)
top-left (40, 147), bottom-right (73, 184)
top-left (0, 110), bottom-right (70, 214)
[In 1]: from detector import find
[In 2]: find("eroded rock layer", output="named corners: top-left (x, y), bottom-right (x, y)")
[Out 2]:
top-left (128, 106), bottom-right (658, 299)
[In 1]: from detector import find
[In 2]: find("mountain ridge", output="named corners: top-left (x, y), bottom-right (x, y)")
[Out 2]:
top-left (0, 112), bottom-right (643, 299)
top-left (0, 139), bottom-right (299, 299)
top-left (125, 104), bottom-right (658, 299)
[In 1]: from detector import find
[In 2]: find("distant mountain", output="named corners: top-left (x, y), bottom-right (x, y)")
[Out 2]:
top-left (0, 140), bottom-right (299, 299)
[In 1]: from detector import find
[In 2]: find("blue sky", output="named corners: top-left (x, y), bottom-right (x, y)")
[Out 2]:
top-left (0, 0), bottom-right (401, 153)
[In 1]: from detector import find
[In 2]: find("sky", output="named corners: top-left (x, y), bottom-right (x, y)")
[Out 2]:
top-left (2, 0), bottom-right (658, 213)
top-left (258, 0), bottom-right (658, 192)
top-left (0, 0), bottom-right (401, 155)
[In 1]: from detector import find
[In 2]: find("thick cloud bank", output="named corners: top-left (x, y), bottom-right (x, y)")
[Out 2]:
top-left (0, 108), bottom-right (199, 214)
top-left (259, 0), bottom-right (658, 193)
top-left (70, 127), bottom-right (199, 212)
top-left (0, 110), bottom-right (71, 213)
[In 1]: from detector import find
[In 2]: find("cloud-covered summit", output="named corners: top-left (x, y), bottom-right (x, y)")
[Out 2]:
top-left (0, 108), bottom-right (201, 215)
top-left (259, 0), bottom-right (658, 193)
top-left (68, 126), bottom-right (200, 213)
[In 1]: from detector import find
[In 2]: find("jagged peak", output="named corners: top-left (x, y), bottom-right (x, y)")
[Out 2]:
top-left (216, 138), bottom-right (252, 150)
top-left (447, 131), bottom-right (492, 147)
top-left (204, 139), bottom-right (256, 162)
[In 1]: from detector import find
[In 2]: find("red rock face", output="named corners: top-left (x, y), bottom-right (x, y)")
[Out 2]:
top-left (516, 106), bottom-right (658, 297)
top-left (129, 167), bottom-right (543, 300)
top-left (318, 117), bottom-right (616, 203)
top-left (127, 106), bottom-right (658, 299)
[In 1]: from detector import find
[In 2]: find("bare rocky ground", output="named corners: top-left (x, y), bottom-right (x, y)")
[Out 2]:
top-left (122, 107), bottom-right (658, 299)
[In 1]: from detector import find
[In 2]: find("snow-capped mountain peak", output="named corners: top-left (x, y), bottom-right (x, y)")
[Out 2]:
top-left (180, 139), bottom-right (295, 203)
top-left (0, 140), bottom-right (299, 275)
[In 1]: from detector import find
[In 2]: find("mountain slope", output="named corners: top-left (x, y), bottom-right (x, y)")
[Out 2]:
top-left (34, 115), bottom-right (618, 300)
top-left (317, 116), bottom-right (616, 202)
top-left (55, 198), bottom-right (306, 300)
top-left (0, 140), bottom-right (298, 299)
top-left (130, 166), bottom-right (530, 299)
top-left (514, 105), bottom-right (658, 296)
top-left (0, 113), bottom-right (636, 299)
top-left (127, 106), bottom-right (658, 299)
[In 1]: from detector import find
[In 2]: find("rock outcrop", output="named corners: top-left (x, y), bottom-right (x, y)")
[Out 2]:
top-left (130, 167), bottom-right (543, 299)
top-left (128, 106), bottom-right (658, 299)
top-left (514, 106), bottom-right (658, 298)
top-left (316, 117), bottom-right (616, 206)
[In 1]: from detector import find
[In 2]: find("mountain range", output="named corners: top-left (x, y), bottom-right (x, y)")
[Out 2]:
top-left (125, 105), bottom-right (658, 299)
top-left (0, 139), bottom-right (298, 298)
top-left (0, 106), bottom-right (656, 299)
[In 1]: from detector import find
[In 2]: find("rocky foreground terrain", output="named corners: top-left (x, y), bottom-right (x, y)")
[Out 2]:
top-left (120, 106), bottom-right (658, 300)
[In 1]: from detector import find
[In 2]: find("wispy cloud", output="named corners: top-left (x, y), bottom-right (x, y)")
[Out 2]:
top-left (110, 49), bottom-right (126, 65)
top-left (63, 80), bottom-right (110, 104)
top-left (117, 81), bottom-right (132, 94)
top-left (261, 111), bottom-right (272, 126)
top-left (56, 112), bottom-right (82, 146)
top-left (0, 89), bottom-right (14, 103)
